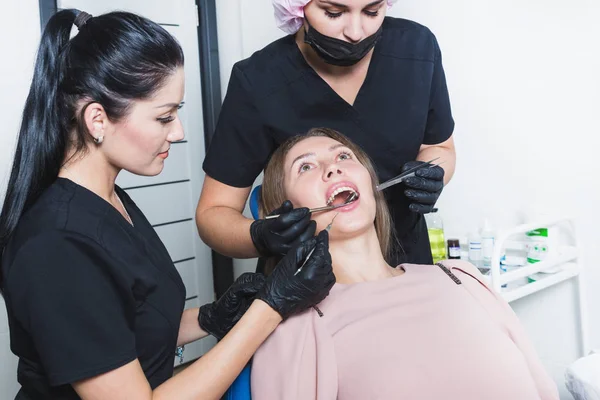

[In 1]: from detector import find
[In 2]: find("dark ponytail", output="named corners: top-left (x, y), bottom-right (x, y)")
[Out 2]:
top-left (0, 9), bottom-right (184, 285)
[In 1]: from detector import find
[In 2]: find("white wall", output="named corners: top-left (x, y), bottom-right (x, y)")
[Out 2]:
top-left (216, 1), bottom-right (600, 397)
top-left (0, 0), bottom-right (41, 396)
top-left (388, 2), bottom-right (600, 397)
top-left (216, 0), bottom-right (283, 99)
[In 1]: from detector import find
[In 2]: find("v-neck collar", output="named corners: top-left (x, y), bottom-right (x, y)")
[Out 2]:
top-left (57, 177), bottom-right (136, 233)
top-left (113, 186), bottom-right (187, 296)
top-left (287, 30), bottom-right (382, 111)
top-left (56, 178), bottom-right (186, 295)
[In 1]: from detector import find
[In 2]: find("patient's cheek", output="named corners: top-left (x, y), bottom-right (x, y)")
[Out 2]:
top-left (284, 189), bottom-right (303, 209)
top-left (290, 193), bottom-right (310, 209)
top-left (285, 183), bottom-right (312, 209)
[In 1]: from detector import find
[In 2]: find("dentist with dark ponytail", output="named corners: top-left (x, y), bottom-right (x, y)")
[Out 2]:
top-left (0, 9), bottom-right (334, 400)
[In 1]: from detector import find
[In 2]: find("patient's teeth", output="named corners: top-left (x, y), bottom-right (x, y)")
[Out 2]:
top-left (326, 186), bottom-right (358, 206)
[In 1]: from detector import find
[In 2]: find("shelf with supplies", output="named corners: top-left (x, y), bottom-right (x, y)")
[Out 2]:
top-left (483, 217), bottom-right (579, 299)
top-left (475, 216), bottom-right (589, 356)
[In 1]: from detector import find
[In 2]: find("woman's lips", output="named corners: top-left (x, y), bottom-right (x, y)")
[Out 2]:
top-left (158, 150), bottom-right (169, 159)
top-left (339, 196), bottom-right (360, 212)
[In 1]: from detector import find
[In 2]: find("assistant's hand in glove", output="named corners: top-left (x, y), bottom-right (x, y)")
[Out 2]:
top-left (250, 200), bottom-right (317, 256)
top-left (198, 272), bottom-right (266, 340)
top-left (402, 161), bottom-right (445, 214)
top-left (257, 230), bottom-right (335, 320)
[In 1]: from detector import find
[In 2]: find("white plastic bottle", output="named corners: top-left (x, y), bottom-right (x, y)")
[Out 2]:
top-left (468, 232), bottom-right (483, 269)
top-left (480, 219), bottom-right (495, 268)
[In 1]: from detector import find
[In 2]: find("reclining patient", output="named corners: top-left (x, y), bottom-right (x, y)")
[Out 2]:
top-left (251, 128), bottom-right (558, 400)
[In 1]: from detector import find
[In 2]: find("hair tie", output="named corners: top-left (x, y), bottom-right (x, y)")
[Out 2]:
top-left (74, 11), bottom-right (93, 29)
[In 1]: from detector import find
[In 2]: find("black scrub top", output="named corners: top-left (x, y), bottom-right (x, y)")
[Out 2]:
top-left (203, 17), bottom-right (454, 265)
top-left (1, 178), bottom-right (186, 399)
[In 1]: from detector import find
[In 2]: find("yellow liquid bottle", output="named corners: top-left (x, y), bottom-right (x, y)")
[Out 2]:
top-left (427, 228), bottom-right (447, 263)
top-left (425, 209), bottom-right (447, 263)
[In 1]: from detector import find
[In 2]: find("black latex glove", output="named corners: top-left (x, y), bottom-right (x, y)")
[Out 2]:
top-left (402, 160), bottom-right (445, 214)
top-left (257, 230), bottom-right (335, 320)
top-left (250, 200), bottom-right (317, 256)
top-left (198, 272), bottom-right (266, 340)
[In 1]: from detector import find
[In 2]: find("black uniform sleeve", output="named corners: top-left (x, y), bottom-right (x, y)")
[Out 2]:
top-left (7, 232), bottom-right (137, 386)
top-left (202, 64), bottom-right (275, 188)
top-left (423, 34), bottom-right (455, 145)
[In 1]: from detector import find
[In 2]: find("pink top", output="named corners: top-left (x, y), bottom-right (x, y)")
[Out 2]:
top-left (251, 260), bottom-right (558, 400)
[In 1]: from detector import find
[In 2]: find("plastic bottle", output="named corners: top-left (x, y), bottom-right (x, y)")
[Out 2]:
top-left (526, 226), bottom-right (561, 274)
top-left (526, 228), bottom-right (549, 264)
top-left (468, 232), bottom-right (483, 269)
top-left (521, 207), bottom-right (560, 273)
top-left (480, 219), bottom-right (495, 267)
top-left (425, 208), bottom-right (446, 263)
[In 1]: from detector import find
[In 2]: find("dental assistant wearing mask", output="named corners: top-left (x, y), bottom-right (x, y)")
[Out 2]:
top-left (197, 0), bottom-right (456, 267)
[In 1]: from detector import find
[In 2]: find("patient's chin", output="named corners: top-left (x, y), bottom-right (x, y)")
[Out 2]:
top-left (328, 212), bottom-right (374, 239)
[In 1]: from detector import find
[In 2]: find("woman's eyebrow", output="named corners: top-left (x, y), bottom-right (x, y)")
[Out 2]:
top-left (290, 152), bottom-right (316, 171)
top-left (367, 0), bottom-right (385, 7)
top-left (155, 101), bottom-right (185, 109)
top-left (329, 143), bottom-right (348, 151)
top-left (329, 143), bottom-right (354, 154)
top-left (319, 0), bottom-right (348, 8)
top-left (319, 0), bottom-right (384, 8)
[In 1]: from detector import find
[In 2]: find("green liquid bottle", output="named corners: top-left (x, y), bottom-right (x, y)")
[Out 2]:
top-left (425, 208), bottom-right (447, 263)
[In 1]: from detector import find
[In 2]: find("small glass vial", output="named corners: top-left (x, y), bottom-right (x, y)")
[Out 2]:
top-left (447, 239), bottom-right (461, 259)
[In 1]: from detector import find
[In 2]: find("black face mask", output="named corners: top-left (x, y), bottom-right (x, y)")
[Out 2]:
top-left (303, 18), bottom-right (383, 67)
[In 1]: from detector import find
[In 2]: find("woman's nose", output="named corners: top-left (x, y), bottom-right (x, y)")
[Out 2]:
top-left (324, 164), bottom-right (344, 180)
top-left (344, 15), bottom-right (364, 43)
top-left (168, 118), bottom-right (185, 142)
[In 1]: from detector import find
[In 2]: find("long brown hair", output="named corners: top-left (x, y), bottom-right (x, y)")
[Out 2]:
top-left (260, 128), bottom-right (396, 273)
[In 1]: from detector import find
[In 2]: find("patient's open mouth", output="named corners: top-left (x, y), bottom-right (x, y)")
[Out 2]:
top-left (326, 186), bottom-right (360, 207)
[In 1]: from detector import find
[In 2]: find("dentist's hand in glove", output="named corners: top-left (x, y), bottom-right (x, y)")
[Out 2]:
top-left (401, 161), bottom-right (445, 214)
top-left (250, 200), bottom-right (317, 256)
top-left (198, 272), bottom-right (266, 340)
top-left (257, 230), bottom-right (335, 319)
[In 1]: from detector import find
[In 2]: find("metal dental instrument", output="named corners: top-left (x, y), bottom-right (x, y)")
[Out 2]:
top-left (294, 213), bottom-right (339, 276)
top-left (265, 192), bottom-right (357, 220)
top-left (306, 192), bottom-right (357, 214)
top-left (375, 157), bottom-right (442, 192)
